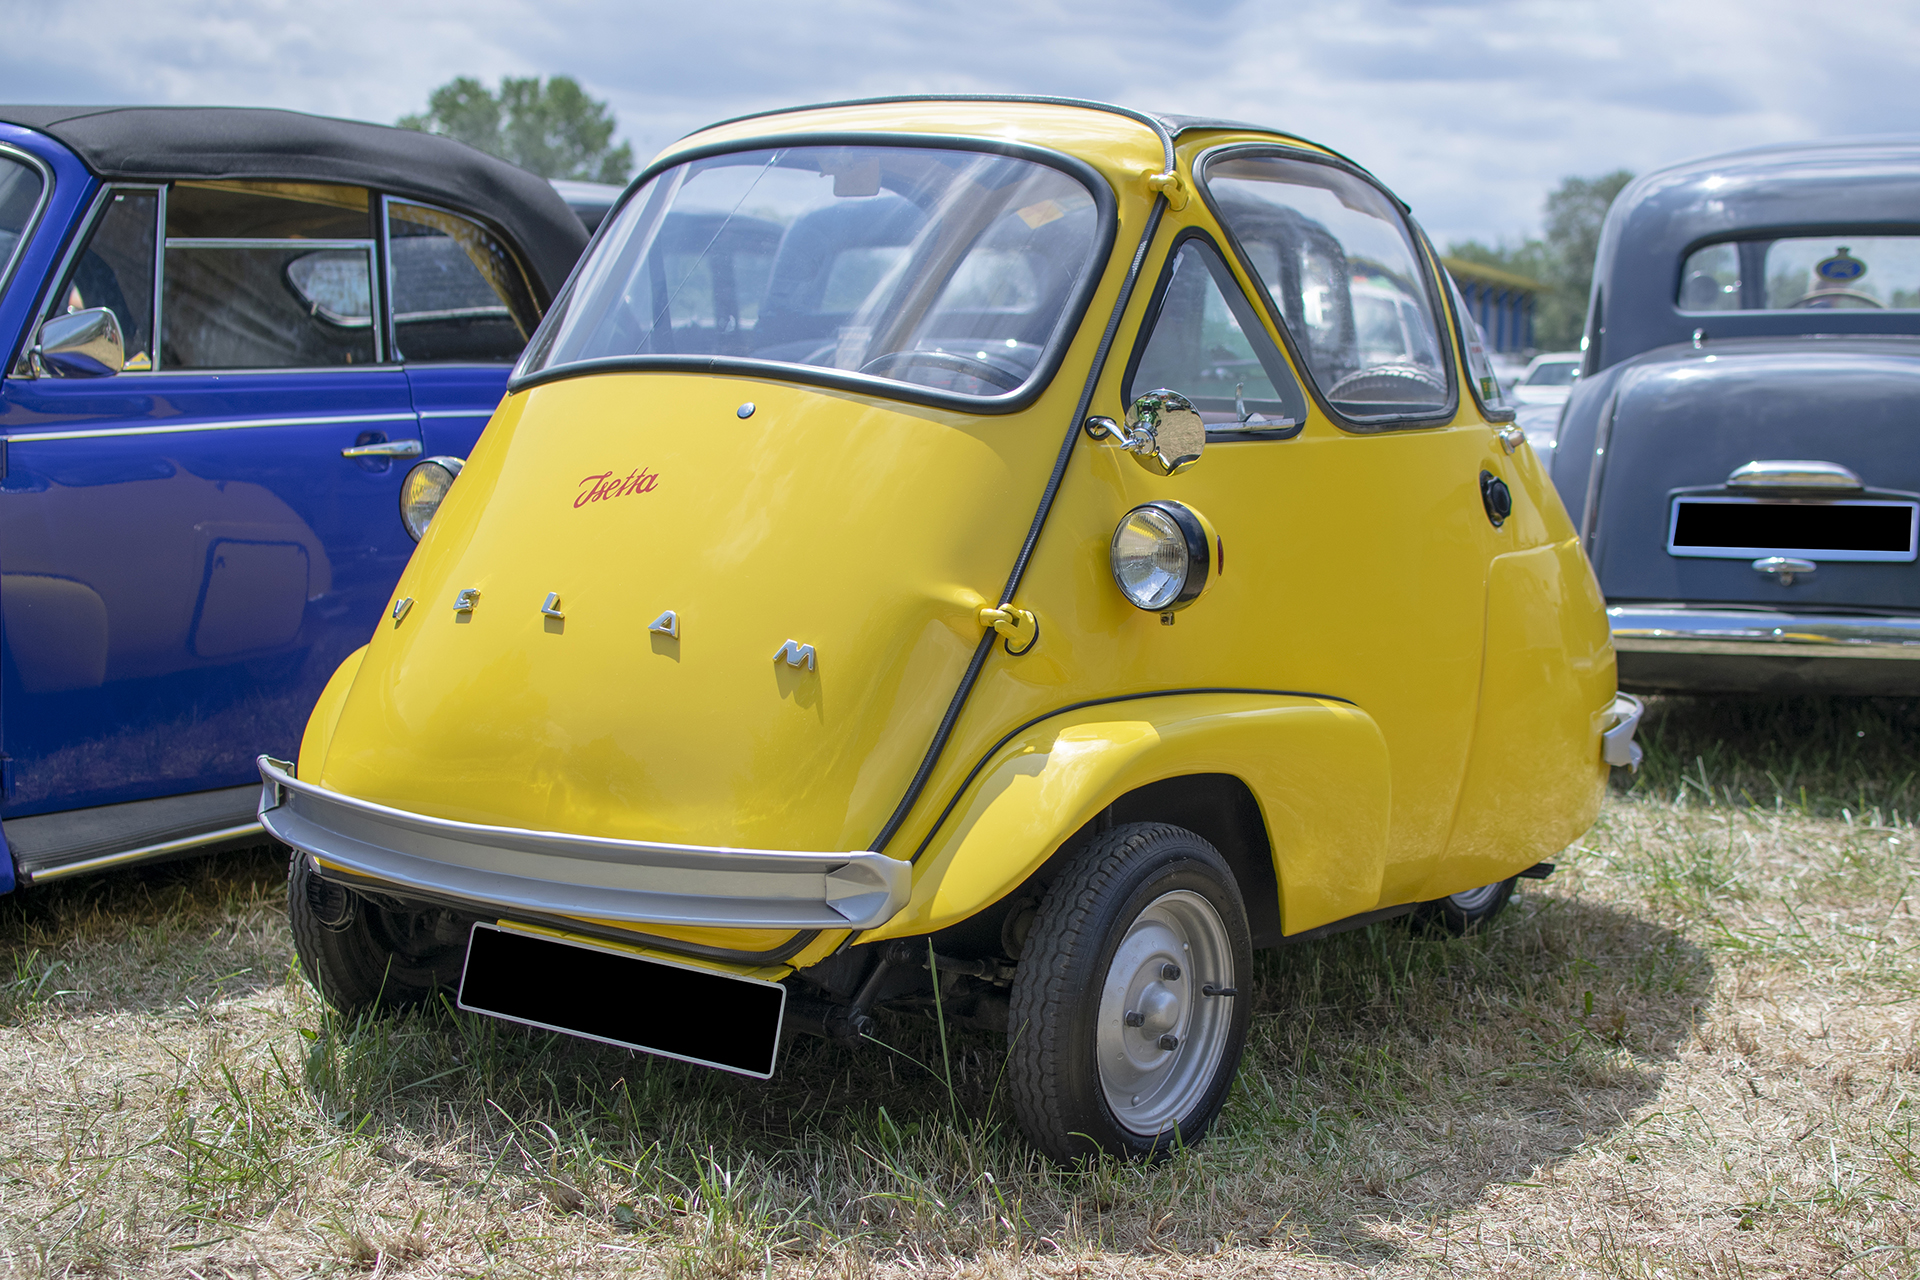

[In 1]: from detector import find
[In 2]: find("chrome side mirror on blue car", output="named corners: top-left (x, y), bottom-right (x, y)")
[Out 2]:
top-left (31, 307), bottom-right (124, 378)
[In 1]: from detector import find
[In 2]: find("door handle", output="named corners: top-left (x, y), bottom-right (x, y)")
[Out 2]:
top-left (340, 439), bottom-right (423, 459)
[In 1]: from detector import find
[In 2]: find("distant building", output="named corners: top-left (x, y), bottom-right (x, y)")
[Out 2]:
top-left (1443, 258), bottom-right (1540, 354)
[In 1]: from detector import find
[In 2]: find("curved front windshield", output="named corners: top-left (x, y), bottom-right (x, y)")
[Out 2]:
top-left (516, 144), bottom-right (1104, 400)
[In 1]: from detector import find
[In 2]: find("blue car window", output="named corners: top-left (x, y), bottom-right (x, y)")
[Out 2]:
top-left (388, 201), bottom-right (540, 362)
top-left (48, 189), bottom-right (158, 370)
top-left (160, 181), bottom-right (378, 369)
top-left (0, 154), bottom-right (43, 288)
top-left (1126, 238), bottom-right (1306, 430)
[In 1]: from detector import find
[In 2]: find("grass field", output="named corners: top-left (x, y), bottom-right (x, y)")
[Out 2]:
top-left (0, 696), bottom-right (1915, 1277)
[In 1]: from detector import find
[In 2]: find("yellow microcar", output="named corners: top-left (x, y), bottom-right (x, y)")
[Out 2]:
top-left (260, 97), bottom-right (1641, 1162)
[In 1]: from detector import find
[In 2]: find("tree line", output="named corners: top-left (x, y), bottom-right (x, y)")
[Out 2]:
top-left (1448, 170), bottom-right (1635, 353)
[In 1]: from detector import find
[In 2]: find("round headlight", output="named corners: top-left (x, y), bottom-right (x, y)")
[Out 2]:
top-left (399, 456), bottom-right (466, 542)
top-left (1110, 501), bottom-right (1212, 612)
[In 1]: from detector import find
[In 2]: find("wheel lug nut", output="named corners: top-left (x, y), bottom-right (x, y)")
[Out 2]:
top-left (1123, 1010), bottom-right (1144, 1027)
top-left (1157, 1033), bottom-right (1180, 1051)
top-left (1161, 963), bottom-right (1181, 980)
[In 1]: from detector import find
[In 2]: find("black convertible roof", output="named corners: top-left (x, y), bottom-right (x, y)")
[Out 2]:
top-left (0, 105), bottom-right (586, 300)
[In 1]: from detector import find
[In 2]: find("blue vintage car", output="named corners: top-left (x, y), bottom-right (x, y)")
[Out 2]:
top-left (0, 106), bottom-right (586, 888)
top-left (1551, 138), bottom-right (1920, 694)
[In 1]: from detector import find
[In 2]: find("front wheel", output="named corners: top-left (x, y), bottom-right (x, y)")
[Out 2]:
top-left (1008, 823), bottom-right (1253, 1162)
top-left (287, 849), bottom-right (471, 1015)
top-left (1410, 876), bottom-right (1517, 936)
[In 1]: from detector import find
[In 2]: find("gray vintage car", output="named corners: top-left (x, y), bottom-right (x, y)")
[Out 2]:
top-left (1551, 138), bottom-right (1920, 694)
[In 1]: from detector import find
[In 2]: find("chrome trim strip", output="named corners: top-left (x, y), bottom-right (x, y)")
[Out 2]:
top-left (418, 408), bottom-right (496, 418)
top-left (1610, 605), bottom-right (1920, 660)
top-left (164, 237), bottom-right (375, 250)
top-left (25, 821), bottom-right (265, 884)
top-left (255, 756), bottom-right (912, 929)
top-left (10, 410), bottom-right (417, 444)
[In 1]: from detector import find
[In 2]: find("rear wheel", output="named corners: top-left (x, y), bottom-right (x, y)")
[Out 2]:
top-left (1410, 876), bottom-right (1517, 936)
top-left (1008, 823), bottom-right (1253, 1162)
top-left (287, 849), bottom-right (470, 1014)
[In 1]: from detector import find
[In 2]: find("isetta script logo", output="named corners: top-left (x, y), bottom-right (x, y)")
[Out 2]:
top-left (574, 468), bottom-right (660, 508)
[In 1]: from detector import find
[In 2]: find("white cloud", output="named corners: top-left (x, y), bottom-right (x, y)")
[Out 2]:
top-left (2, 0), bottom-right (1914, 246)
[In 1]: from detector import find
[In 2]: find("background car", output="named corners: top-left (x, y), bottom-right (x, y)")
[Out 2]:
top-left (1511, 350), bottom-right (1581, 406)
top-left (1550, 137), bottom-right (1920, 694)
top-left (261, 97), bottom-right (1635, 1163)
top-left (0, 105), bottom-right (586, 888)
top-left (550, 178), bottom-right (625, 232)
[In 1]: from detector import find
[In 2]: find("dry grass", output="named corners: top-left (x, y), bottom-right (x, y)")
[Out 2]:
top-left (0, 696), bottom-right (1915, 1277)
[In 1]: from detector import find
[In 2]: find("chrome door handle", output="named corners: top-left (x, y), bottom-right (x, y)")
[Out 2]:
top-left (1495, 424), bottom-right (1525, 454)
top-left (340, 439), bottom-right (423, 459)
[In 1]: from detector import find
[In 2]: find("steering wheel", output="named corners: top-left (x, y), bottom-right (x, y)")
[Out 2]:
top-left (1326, 362), bottom-right (1448, 405)
top-left (1786, 289), bottom-right (1883, 309)
top-left (859, 349), bottom-right (1025, 391)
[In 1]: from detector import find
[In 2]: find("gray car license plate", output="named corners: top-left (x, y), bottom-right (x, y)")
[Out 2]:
top-left (1668, 497), bottom-right (1918, 562)
top-left (457, 924), bottom-right (786, 1078)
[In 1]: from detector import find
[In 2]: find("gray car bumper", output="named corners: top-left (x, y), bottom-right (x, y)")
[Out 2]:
top-left (1610, 605), bottom-right (1920, 694)
top-left (256, 757), bottom-right (910, 930)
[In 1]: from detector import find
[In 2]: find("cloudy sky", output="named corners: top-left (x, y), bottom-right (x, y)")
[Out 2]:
top-left (3, 0), bottom-right (1915, 249)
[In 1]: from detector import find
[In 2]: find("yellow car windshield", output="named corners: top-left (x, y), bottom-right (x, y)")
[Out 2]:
top-left (516, 144), bottom-right (1105, 401)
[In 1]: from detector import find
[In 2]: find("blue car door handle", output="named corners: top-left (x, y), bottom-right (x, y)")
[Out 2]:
top-left (340, 439), bottom-right (423, 459)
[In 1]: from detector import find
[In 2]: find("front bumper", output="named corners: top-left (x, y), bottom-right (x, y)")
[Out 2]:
top-left (1610, 605), bottom-right (1920, 695)
top-left (256, 757), bottom-right (911, 930)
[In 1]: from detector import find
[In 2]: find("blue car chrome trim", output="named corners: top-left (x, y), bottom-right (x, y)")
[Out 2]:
top-left (256, 756), bottom-right (912, 929)
top-left (1610, 605), bottom-right (1920, 659)
top-left (11, 410), bottom-right (417, 443)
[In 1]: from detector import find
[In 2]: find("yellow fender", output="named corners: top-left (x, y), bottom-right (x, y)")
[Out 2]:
top-left (865, 691), bottom-right (1392, 942)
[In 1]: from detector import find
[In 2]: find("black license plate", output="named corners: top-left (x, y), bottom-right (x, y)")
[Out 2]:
top-left (457, 924), bottom-right (785, 1078)
top-left (1668, 498), bottom-right (1918, 562)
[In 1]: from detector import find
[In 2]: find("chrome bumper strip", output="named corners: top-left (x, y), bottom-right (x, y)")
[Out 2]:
top-left (1602, 693), bottom-right (1644, 770)
top-left (255, 757), bottom-right (910, 930)
top-left (1610, 606), bottom-right (1920, 661)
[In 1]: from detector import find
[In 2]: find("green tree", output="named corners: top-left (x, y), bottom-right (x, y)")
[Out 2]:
top-left (1449, 169), bottom-right (1634, 351)
top-left (399, 75), bottom-right (633, 184)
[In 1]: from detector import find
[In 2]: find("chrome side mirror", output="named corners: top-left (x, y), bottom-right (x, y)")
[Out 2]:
top-left (32, 308), bottom-right (124, 378)
top-left (1084, 389), bottom-right (1205, 477)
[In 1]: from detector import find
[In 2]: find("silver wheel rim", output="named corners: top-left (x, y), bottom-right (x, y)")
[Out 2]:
top-left (1096, 889), bottom-right (1235, 1137)
top-left (1448, 881), bottom-right (1504, 912)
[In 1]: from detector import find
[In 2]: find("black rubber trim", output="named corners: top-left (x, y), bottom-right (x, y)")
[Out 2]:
top-left (1274, 901), bottom-right (1414, 944)
top-left (1192, 142), bottom-right (1460, 435)
top-left (310, 858), bottom-right (821, 967)
top-left (507, 131), bottom-right (1118, 416)
top-left (864, 194), bottom-right (1172, 858)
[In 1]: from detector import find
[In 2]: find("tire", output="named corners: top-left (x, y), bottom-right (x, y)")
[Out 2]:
top-left (1007, 822), bottom-right (1253, 1163)
top-left (287, 849), bottom-right (471, 1015)
top-left (1409, 876), bottom-right (1517, 936)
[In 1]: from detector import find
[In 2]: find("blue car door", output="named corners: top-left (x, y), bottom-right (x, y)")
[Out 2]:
top-left (385, 198), bottom-right (541, 459)
top-left (0, 180), bottom-right (421, 816)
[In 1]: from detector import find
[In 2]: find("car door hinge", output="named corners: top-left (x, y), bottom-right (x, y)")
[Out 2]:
top-left (1142, 169), bottom-right (1189, 211)
top-left (979, 605), bottom-right (1040, 656)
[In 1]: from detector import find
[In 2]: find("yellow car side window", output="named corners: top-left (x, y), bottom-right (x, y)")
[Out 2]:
top-left (1125, 237), bottom-right (1305, 433)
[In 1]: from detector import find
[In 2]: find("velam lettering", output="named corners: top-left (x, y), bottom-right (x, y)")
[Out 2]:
top-left (574, 468), bottom-right (660, 508)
